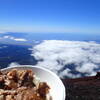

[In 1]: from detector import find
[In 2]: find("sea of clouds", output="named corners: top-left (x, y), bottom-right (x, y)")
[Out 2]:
top-left (30, 40), bottom-right (100, 78)
top-left (8, 40), bottom-right (100, 78)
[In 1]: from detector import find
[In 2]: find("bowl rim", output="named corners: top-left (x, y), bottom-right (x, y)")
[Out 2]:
top-left (1, 65), bottom-right (66, 100)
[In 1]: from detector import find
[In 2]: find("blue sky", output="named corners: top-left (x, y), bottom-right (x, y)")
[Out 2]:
top-left (0, 0), bottom-right (100, 34)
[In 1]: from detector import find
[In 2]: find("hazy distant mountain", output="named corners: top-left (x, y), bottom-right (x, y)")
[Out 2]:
top-left (0, 32), bottom-right (100, 45)
top-left (0, 32), bottom-right (34, 45)
top-left (0, 32), bottom-right (28, 38)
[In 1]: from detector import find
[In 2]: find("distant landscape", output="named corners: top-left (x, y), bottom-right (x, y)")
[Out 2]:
top-left (0, 32), bottom-right (100, 78)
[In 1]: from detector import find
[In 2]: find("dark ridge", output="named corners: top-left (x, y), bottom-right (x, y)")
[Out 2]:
top-left (62, 72), bottom-right (100, 100)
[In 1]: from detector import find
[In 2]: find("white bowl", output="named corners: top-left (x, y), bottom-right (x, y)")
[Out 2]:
top-left (1, 65), bottom-right (66, 100)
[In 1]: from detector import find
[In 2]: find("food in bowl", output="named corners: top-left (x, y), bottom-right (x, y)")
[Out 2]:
top-left (0, 69), bottom-right (51, 100)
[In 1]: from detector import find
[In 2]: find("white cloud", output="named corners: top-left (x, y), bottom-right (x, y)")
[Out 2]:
top-left (13, 38), bottom-right (27, 41)
top-left (31, 40), bottom-right (100, 78)
top-left (59, 68), bottom-right (81, 78)
top-left (8, 62), bottom-right (21, 68)
top-left (76, 63), bottom-right (98, 76)
top-left (0, 35), bottom-right (27, 42)
top-left (3, 35), bottom-right (14, 39)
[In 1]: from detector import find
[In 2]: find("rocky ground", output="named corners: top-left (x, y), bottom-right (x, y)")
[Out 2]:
top-left (62, 72), bottom-right (100, 100)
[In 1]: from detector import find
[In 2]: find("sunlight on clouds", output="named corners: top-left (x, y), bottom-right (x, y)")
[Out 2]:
top-left (13, 38), bottom-right (27, 42)
top-left (31, 40), bottom-right (100, 78)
